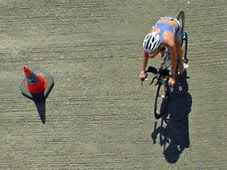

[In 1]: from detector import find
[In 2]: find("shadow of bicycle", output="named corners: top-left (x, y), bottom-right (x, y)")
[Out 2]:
top-left (151, 70), bottom-right (192, 163)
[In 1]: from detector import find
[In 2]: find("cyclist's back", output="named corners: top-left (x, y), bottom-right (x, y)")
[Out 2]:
top-left (154, 17), bottom-right (184, 43)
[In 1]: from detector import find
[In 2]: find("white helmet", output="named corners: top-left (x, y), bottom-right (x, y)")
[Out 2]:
top-left (143, 32), bottom-right (161, 53)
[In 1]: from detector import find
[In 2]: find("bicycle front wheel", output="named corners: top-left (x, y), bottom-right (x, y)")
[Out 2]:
top-left (177, 10), bottom-right (185, 28)
top-left (177, 11), bottom-right (188, 63)
top-left (154, 83), bottom-right (168, 119)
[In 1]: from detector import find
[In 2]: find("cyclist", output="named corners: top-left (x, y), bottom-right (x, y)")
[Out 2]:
top-left (138, 16), bottom-right (184, 86)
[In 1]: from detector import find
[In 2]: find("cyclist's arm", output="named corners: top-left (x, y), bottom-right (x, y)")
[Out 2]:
top-left (138, 52), bottom-right (149, 80)
top-left (169, 47), bottom-right (177, 76)
top-left (141, 52), bottom-right (149, 73)
top-left (167, 44), bottom-right (177, 86)
top-left (163, 33), bottom-right (177, 76)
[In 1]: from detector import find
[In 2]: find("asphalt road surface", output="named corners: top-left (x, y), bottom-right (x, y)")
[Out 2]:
top-left (0, 0), bottom-right (226, 169)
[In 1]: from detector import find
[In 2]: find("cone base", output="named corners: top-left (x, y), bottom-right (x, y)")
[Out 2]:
top-left (20, 69), bottom-right (54, 102)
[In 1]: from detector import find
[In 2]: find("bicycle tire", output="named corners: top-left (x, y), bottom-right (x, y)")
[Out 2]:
top-left (183, 32), bottom-right (188, 63)
top-left (177, 10), bottom-right (185, 28)
top-left (177, 11), bottom-right (188, 64)
top-left (154, 82), bottom-right (168, 119)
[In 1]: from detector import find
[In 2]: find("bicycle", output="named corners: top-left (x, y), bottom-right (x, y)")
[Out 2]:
top-left (144, 11), bottom-right (188, 119)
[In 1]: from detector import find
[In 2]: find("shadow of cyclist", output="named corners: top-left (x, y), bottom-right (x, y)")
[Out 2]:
top-left (151, 70), bottom-right (192, 163)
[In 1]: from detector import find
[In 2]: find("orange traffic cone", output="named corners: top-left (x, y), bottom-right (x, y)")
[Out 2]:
top-left (24, 66), bottom-right (47, 94)
top-left (20, 66), bottom-right (54, 101)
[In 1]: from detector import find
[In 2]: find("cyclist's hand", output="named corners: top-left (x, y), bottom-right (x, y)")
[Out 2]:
top-left (169, 77), bottom-right (176, 87)
top-left (139, 73), bottom-right (147, 81)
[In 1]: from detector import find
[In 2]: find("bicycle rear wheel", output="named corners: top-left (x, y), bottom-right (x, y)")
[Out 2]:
top-left (177, 10), bottom-right (188, 64)
top-left (154, 82), bottom-right (168, 119)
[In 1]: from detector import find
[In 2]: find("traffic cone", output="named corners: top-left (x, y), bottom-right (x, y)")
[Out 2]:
top-left (20, 66), bottom-right (54, 101)
top-left (24, 66), bottom-right (47, 94)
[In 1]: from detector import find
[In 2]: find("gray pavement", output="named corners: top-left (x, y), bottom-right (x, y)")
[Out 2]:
top-left (0, 0), bottom-right (226, 169)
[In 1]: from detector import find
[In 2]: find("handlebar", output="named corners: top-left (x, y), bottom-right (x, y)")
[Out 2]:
top-left (140, 66), bottom-right (170, 86)
top-left (146, 66), bottom-right (170, 76)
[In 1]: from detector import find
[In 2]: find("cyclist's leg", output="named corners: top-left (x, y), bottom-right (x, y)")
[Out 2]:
top-left (176, 41), bottom-right (184, 74)
top-left (175, 20), bottom-right (184, 74)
